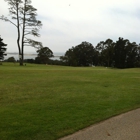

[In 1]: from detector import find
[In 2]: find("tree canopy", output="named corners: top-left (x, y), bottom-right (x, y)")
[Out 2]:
top-left (35, 47), bottom-right (54, 64)
top-left (60, 38), bottom-right (140, 68)
top-left (6, 56), bottom-right (16, 62)
top-left (0, 36), bottom-right (7, 62)
top-left (60, 41), bottom-right (96, 66)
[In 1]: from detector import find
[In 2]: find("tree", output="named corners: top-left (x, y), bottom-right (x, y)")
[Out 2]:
top-left (95, 41), bottom-right (105, 66)
top-left (61, 47), bottom-right (78, 66)
top-left (114, 37), bottom-right (129, 68)
top-left (95, 39), bottom-right (115, 67)
top-left (74, 42), bottom-right (95, 66)
top-left (136, 45), bottom-right (140, 67)
top-left (0, 36), bottom-right (7, 63)
top-left (114, 37), bottom-right (139, 68)
top-left (102, 39), bottom-right (115, 67)
top-left (6, 56), bottom-right (16, 62)
top-left (0, 0), bottom-right (42, 66)
top-left (61, 42), bottom-right (95, 66)
top-left (36, 47), bottom-right (53, 64)
top-left (125, 42), bottom-right (138, 68)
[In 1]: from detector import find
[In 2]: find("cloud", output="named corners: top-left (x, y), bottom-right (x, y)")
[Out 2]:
top-left (1, 0), bottom-right (140, 53)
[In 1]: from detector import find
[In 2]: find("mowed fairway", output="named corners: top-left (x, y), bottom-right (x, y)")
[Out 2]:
top-left (0, 63), bottom-right (140, 140)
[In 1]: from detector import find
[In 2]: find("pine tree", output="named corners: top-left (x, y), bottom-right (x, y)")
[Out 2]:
top-left (0, 0), bottom-right (42, 65)
top-left (0, 37), bottom-right (7, 64)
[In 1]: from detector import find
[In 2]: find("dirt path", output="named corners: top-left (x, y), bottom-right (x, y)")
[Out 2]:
top-left (59, 108), bottom-right (140, 140)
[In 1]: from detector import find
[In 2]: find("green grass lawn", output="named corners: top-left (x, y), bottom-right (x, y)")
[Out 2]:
top-left (0, 63), bottom-right (140, 140)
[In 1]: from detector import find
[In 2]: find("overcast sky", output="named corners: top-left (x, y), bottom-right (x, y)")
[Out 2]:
top-left (0, 0), bottom-right (140, 53)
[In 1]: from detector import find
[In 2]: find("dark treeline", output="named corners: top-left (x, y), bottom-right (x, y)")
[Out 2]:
top-left (4, 37), bottom-right (140, 68)
top-left (60, 37), bottom-right (140, 68)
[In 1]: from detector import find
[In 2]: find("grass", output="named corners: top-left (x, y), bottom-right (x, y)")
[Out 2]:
top-left (0, 63), bottom-right (140, 140)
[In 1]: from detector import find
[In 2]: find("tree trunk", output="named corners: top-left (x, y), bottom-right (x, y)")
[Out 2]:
top-left (20, 0), bottom-right (27, 66)
top-left (16, 2), bottom-right (23, 66)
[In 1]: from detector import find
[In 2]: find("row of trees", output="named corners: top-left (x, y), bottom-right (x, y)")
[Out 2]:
top-left (29, 37), bottom-right (140, 69)
top-left (60, 38), bottom-right (140, 68)
top-left (2, 37), bottom-right (140, 68)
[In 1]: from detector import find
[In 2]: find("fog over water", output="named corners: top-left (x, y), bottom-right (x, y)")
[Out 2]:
top-left (5, 52), bottom-right (64, 60)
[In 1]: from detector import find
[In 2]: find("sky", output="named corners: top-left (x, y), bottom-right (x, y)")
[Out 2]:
top-left (0, 0), bottom-right (140, 54)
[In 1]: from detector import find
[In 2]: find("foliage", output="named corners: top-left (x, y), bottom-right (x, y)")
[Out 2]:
top-left (0, 0), bottom-right (42, 66)
top-left (114, 38), bottom-right (139, 68)
top-left (61, 38), bottom-right (140, 68)
top-left (96, 39), bottom-right (115, 67)
top-left (61, 41), bottom-right (96, 66)
top-left (136, 46), bottom-right (140, 66)
top-left (6, 56), bottom-right (16, 62)
top-left (0, 36), bottom-right (7, 62)
top-left (35, 47), bottom-right (54, 64)
top-left (0, 64), bottom-right (140, 140)
top-left (47, 59), bottom-right (65, 65)
top-left (103, 39), bottom-right (115, 67)
top-left (24, 58), bottom-right (35, 63)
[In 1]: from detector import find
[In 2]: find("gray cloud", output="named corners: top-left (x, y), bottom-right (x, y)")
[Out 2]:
top-left (1, 0), bottom-right (140, 53)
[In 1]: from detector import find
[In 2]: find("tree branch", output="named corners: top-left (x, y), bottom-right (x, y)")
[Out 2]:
top-left (0, 15), bottom-right (17, 27)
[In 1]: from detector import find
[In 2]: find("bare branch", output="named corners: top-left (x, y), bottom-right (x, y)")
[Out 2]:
top-left (0, 15), bottom-right (17, 27)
